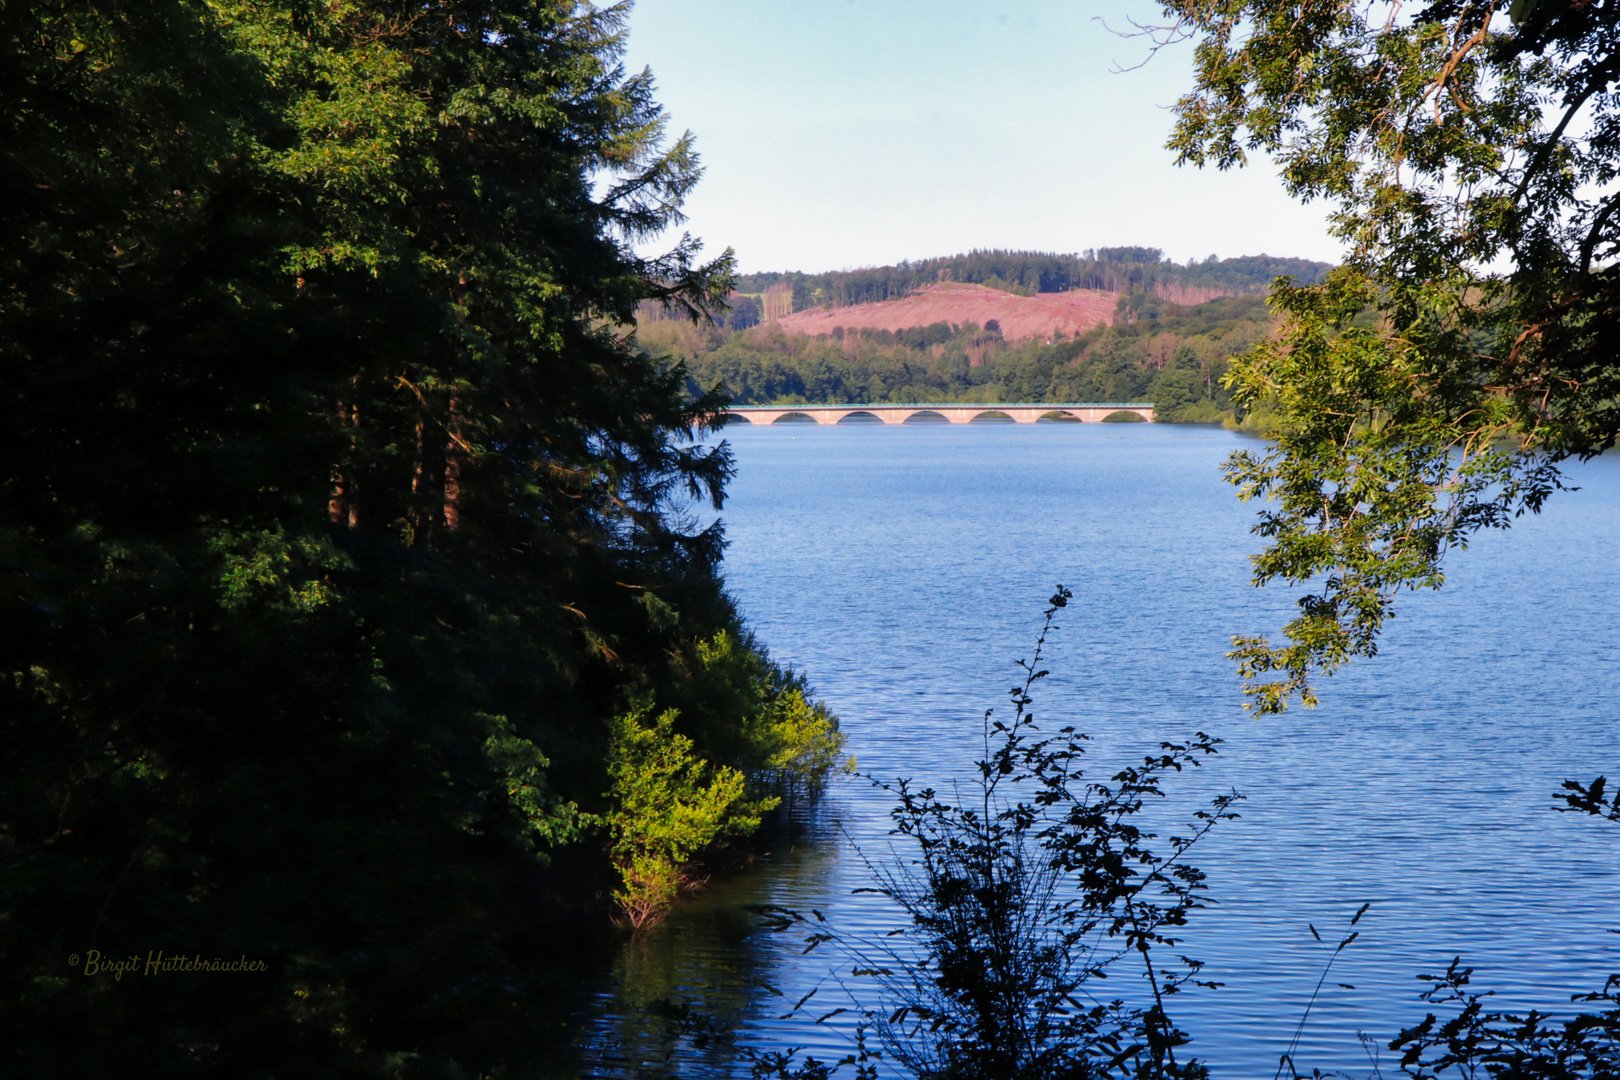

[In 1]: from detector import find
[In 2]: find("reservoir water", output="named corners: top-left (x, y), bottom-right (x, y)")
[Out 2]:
top-left (571, 422), bottom-right (1620, 1078)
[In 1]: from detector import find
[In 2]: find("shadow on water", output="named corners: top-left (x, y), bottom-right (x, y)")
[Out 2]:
top-left (563, 802), bottom-right (845, 1078)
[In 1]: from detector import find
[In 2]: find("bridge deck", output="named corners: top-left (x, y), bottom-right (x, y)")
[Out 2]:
top-left (723, 402), bottom-right (1154, 425)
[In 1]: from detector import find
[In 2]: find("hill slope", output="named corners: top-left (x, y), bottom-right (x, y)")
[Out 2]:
top-left (774, 282), bottom-right (1116, 342)
top-left (732, 248), bottom-right (1334, 315)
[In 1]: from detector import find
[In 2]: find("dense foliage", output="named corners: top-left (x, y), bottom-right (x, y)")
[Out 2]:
top-left (1222, 274), bottom-right (1565, 712)
top-left (1157, 0), bottom-right (1620, 711)
top-left (604, 629), bottom-right (849, 927)
top-left (642, 295), bottom-right (1282, 422)
top-left (1, 1), bottom-right (842, 1075)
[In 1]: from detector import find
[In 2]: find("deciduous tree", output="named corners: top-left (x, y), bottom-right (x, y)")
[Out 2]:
top-left (1156, 0), bottom-right (1620, 710)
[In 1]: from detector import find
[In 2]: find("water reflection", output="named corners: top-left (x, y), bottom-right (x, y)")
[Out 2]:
top-left (571, 806), bottom-right (845, 1077)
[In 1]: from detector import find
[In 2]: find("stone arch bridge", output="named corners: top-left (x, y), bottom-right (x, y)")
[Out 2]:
top-left (723, 403), bottom-right (1155, 425)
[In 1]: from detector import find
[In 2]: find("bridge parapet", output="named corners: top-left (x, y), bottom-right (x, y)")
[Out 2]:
top-left (724, 403), bottom-right (1155, 425)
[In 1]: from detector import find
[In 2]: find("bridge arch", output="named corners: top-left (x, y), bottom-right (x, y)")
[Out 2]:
top-left (969, 410), bottom-right (1015, 423)
top-left (722, 402), bottom-right (1156, 424)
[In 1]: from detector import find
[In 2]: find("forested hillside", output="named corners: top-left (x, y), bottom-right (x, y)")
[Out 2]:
top-left (644, 293), bottom-right (1280, 423)
top-left (707, 248), bottom-right (1331, 327)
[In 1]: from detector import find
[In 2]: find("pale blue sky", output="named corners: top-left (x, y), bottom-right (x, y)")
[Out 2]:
top-left (620, 1), bottom-right (1340, 275)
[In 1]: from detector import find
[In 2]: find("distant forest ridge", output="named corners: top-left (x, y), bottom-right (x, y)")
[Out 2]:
top-left (643, 291), bottom-right (1292, 427)
top-left (729, 248), bottom-right (1334, 319)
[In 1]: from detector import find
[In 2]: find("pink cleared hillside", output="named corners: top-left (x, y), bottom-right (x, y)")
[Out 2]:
top-left (773, 282), bottom-right (1117, 341)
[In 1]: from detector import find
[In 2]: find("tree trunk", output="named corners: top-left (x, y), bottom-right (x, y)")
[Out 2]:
top-left (444, 394), bottom-right (462, 532)
top-left (346, 403), bottom-right (360, 530)
top-left (411, 412), bottom-right (429, 545)
top-left (328, 400), bottom-right (349, 525)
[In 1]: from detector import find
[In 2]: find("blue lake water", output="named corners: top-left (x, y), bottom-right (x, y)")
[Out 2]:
top-left (571, 422), bottom-right (1620, 1078)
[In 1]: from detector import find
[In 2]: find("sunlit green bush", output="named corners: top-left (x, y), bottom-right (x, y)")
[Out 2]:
top-left (604, 705), bottom-right (771, 928)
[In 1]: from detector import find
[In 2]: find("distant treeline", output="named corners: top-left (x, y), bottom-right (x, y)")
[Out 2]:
top-left (715, 248), bottom-right (1332, 324)
top-left (643, 293), bottom-right (1281, 424)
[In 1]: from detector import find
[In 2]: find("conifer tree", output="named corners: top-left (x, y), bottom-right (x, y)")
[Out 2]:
top-left (0, 2), bottom-right (829, 1074)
